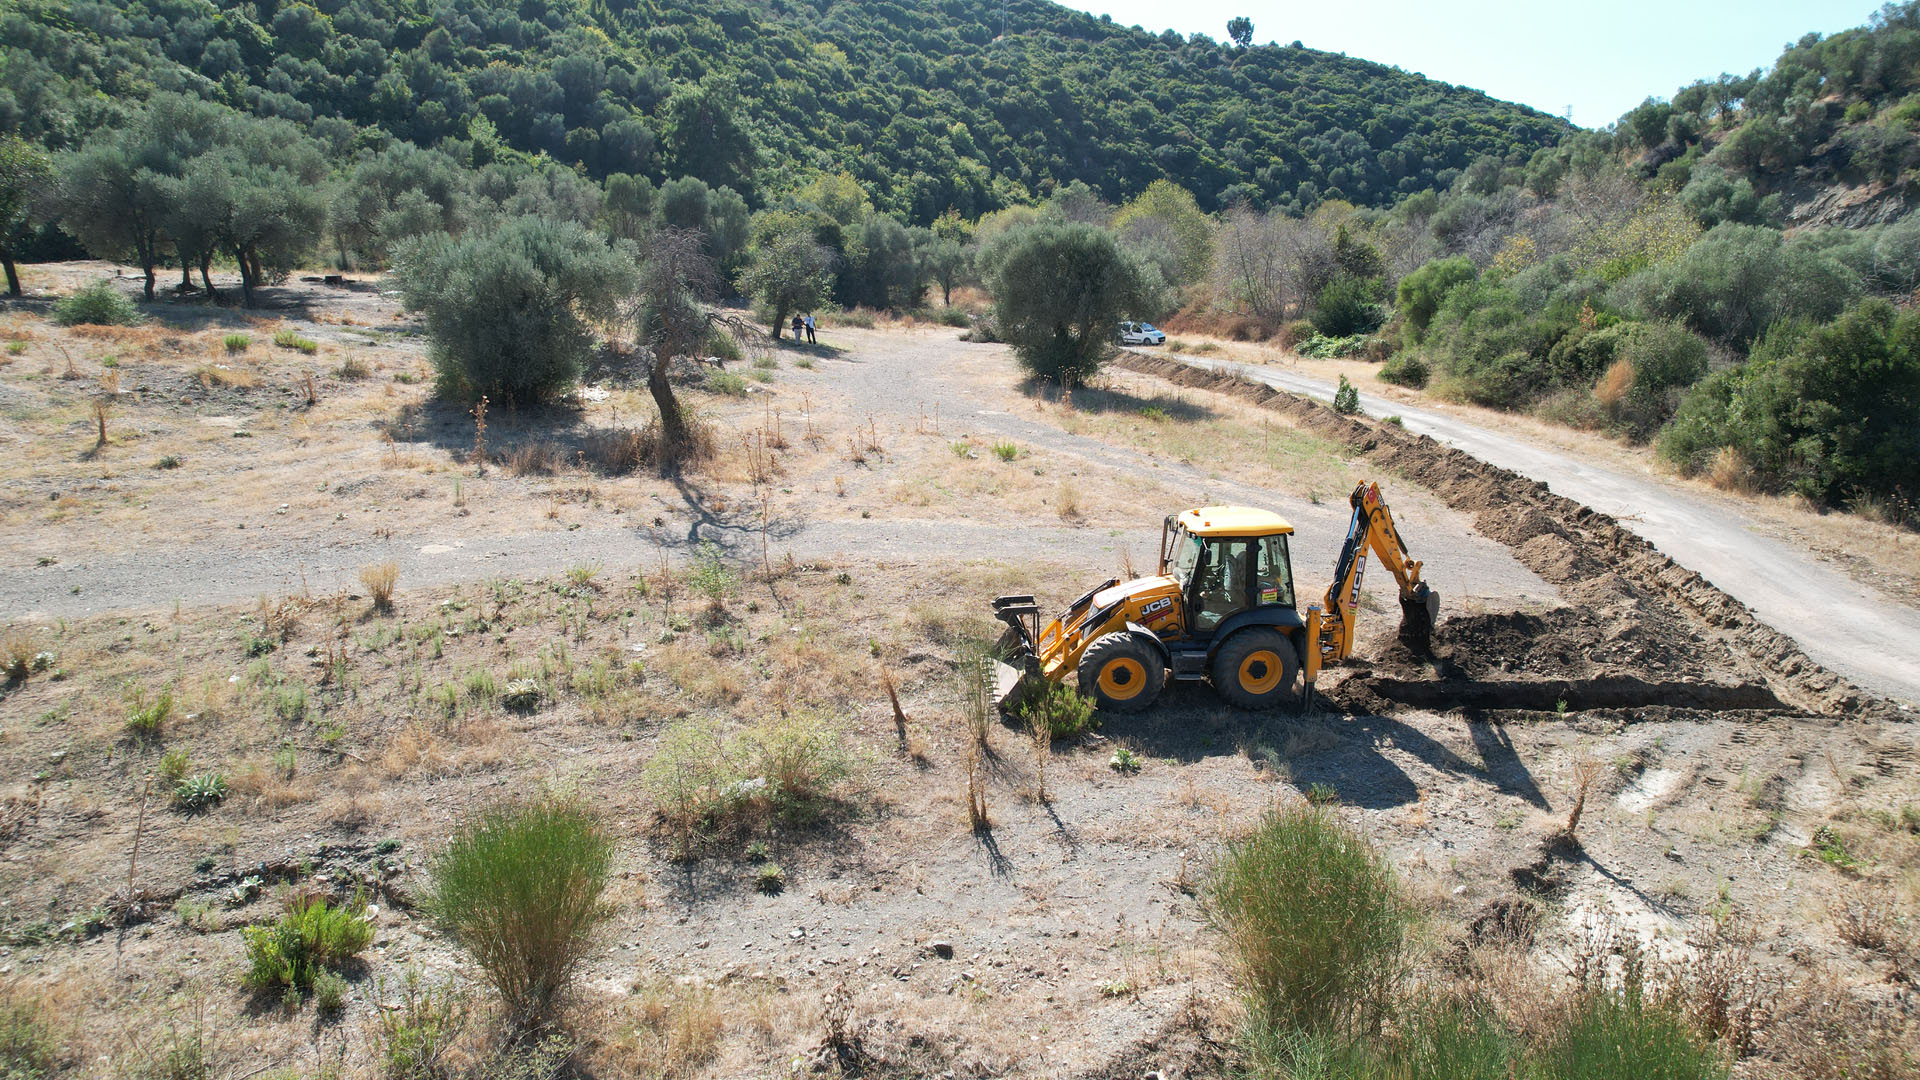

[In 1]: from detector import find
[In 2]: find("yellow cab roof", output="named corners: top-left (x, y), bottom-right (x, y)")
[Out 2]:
top-left (1176, 505), bottom-right (1293, 537)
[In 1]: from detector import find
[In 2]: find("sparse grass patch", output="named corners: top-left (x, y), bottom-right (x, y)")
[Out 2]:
top-left (125, 684), bottom-right (173, 737)
top-left (371, 968), bottom-right (469, 1079)
top-left (643, 713), bottom-right (856, 856)
top-left (194, 363), bottom-right (259, 389)
top-left (334, 356), bottom-right (371, 379)
top-left (425, 797), bottom-right (614, 1029)
top-left (272, 330), bottom-right (319, 355)
top-left (706, 371), bottom-right (749, 396)
top-left (0, 993), bottom-right (58, 1078)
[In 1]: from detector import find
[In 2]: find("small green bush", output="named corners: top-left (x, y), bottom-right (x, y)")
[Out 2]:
top-left (242, 893), bottom-right (374, 992)
top-left (52, 281), bottom-right (141, 327)
top-left (1310, 275), bottom-right (1387, 338)
top-left (1332, 375), bottom-right (1361, 415)
top-left (313, 969), bottom-right (349, 1013)
top-left (1528, 987), bottom-right (1729, 1080)
top-left (126, 686), bottom-right (173, 736)
top-left (222, 333), bottom-right (251, 355)
top-left (934, 307), bottom-right (971, 327)
top-left (1209, 803), bottom-right (1413, 1037)
top-left (991, 440), bottom-right (1019, 462)
top-left (425, 797), bottom-right (614, 1028)
top-left (1014, 681), bottom-right (1098, 738)
top-left (644, 713), bottom-right (856, 854)
top-left (706, 371), bottom-right (749, 396)
top-left (755, 862), bottom-right (785, 893)
top-left (272, 331), bottom-right (319, 355)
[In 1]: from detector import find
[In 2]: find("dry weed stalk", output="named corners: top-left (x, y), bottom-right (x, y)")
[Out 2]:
top-left (961, 652), bottom-right (993, 829)
top-left (1026, 708), bottom-right (1050, 804)
top-left (882, 667), bottom-right (910, 751)
top-left (90, 399), bottom-right (110, 449)
top-left (1563, 757), bottom-right (1603, 839)
top-left (470, 395), bottom-right (489, 472)
top-left (301, 373), bottom-right (317, 406)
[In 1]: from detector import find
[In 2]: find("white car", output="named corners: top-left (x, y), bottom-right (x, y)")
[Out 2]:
top-left (1118, 320), bottom-right (1166, 345)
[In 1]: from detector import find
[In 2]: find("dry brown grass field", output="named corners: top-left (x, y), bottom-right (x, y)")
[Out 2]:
top-left (0, 267), bottom-right (1915, 1078)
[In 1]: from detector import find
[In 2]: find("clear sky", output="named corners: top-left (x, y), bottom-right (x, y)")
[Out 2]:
top-left (1056, 1), bottom-right (1886, 128)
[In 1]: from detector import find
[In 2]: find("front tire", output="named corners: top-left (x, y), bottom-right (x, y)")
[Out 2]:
top-left (1077, 633), bottom-right (1165, 713)
top-left (1211, 629), bottom-right (1300, 709)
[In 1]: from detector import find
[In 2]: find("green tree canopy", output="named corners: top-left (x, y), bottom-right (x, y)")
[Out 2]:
top-left (395, 215), bottom-right (638, 405)
top-left (741, 211), bottom-right (834, 338)
top-left (980, 221), bottom-right (1152, 384)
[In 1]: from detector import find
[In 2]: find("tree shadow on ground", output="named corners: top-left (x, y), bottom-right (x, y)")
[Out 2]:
top-left (1018, 377), bottom-right (1217, 422)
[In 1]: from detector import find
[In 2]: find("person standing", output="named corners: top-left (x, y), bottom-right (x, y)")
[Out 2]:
top-left (804, 313), bottom-right (817, 344)
top-left (792, 314), bottom-right (804, 342)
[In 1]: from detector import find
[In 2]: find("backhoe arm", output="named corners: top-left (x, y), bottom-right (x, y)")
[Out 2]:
top-left (1303, 482), bottom-right (1440, 693)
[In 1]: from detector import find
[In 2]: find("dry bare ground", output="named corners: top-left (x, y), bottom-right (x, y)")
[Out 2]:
top-left (0, 267), bottom-right (1914, 1077)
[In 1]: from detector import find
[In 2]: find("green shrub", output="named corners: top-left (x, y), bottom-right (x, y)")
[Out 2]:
top-left (222, 333), bottom-right (251, 354)
top-left (1298, 333), bottom-right (1370, 359)
top-left (1310, 275), bottom-right (1386, 338)
top-left (934, 307), bottom-right (971, 327)
top-left (1380, 352), bottom-right (1429, 387)
top-left (272, 330), bottom-right (319, 355)
top-left (755, 862), bottom-right (785, 894)
top-left (242, 892), bottom-right (375, 992)
top-left (1396, 257), bottom-right (1478, 338)
top-left (393, 216), bottom-right (639, 405)
top-left (1659, 299), bottom-right (1920, 505)
top-left (425, 797), bottom-right (614, 1028)
top-left (1014, 680), bottom-right (1098, 738)
top-left (1332, 375), bottom-right (1362, 415)
top-left (706, 371), bottom-right (749, 396)
top-left (312, 969), bottom-right (349, 1013)
top-left (991, 439), bottom-right (1019, 462)
top-left (1528, 987), bottom-right (1729, 1080)
top-left (1619, 222), bottom-right (1859, 348)
top-left (1209, 803), bottom-right (1413, 1037)
top-left (157, 749), bottom-right (192, 786)
top-left (739, 712), bottom-right (855, 824)
top-left (52, 281), bottom-right (141, 327)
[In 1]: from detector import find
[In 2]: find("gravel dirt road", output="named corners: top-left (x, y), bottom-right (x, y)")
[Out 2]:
top-left (1150, 348), bottom-right (1920, 706)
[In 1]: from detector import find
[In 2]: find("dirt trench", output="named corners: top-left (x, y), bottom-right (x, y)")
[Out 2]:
top-left (1112, 353), bottom-right (1887, 720)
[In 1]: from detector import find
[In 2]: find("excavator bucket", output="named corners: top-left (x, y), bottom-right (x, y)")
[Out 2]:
top-left (1398, 583), bottom-right (1440, 654)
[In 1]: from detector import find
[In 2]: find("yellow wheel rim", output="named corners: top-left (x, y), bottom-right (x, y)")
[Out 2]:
top-left (1239, 650), bottom-right (1284, 694)
top-left (1097, 657), bottom-right (1148, 700)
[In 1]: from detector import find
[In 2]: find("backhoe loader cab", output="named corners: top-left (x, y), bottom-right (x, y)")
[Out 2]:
top-left (992, 482), bottom-right (1437, 714)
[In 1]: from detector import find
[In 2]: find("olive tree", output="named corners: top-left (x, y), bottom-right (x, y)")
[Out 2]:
top-left (740, 212), bottom-right (833, 338)
top-left (979, 222), bottom-right (1152, 384)
top-left (395, 216), bottom-right (639, 405)
top-left (0, 135), bottom-right (50, 296)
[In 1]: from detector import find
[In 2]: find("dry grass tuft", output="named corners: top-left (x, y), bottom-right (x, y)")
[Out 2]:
top-left (359, 562), bottom-right (399, 612)
top-left (1707, 446), bottom-right (1755, 493)
top-left (506, 439), bottom-right (564, 476)
top-left (1592, 357), bottom-right (1634, 410)
top-left (195, 364), bottom-right (259, 389)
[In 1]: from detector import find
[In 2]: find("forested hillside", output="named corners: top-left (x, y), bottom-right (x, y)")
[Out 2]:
top-left (0, 0), bottom-right (1566, 221)
top-left (1179, 3), bottom-right (1920, 523)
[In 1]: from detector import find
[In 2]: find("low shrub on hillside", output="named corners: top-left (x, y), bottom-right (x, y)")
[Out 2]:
top-left (643, 713), bottom-right (856, 855)
top-left (426, 797), bottom-right (614, 1028)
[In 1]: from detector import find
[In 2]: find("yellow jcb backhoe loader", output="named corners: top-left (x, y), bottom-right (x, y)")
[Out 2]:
top-left (991, 481), bottom-right (1437, 712)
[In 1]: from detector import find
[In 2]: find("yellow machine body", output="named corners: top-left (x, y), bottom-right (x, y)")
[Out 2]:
top-left (991, 484), bottom-right (1436, 712)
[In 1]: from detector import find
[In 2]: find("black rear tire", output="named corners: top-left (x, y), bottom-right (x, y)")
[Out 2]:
top-left (1211, 628), bottom-right (1300, 710)
top-left (1077, 633), bottom-right (1165, 713)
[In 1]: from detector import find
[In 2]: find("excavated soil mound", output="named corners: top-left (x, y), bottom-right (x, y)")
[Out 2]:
top-left (1113, 354), bottom-right (1881, 719)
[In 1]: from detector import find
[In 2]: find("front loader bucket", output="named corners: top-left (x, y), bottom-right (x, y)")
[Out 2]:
top-left (1398, 584), bottom-right (1439, 655)
top-left (992, 658), bottom-right (1043, 712)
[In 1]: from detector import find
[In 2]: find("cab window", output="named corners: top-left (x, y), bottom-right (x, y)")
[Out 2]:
top-left (1255, 535), bottom-right (1295, 608)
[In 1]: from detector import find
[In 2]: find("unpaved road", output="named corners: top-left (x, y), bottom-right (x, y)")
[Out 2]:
top-left (0, 328), bottom-right (1547, 622)
top-left (1152, 349), bottom-right (1920, 706)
